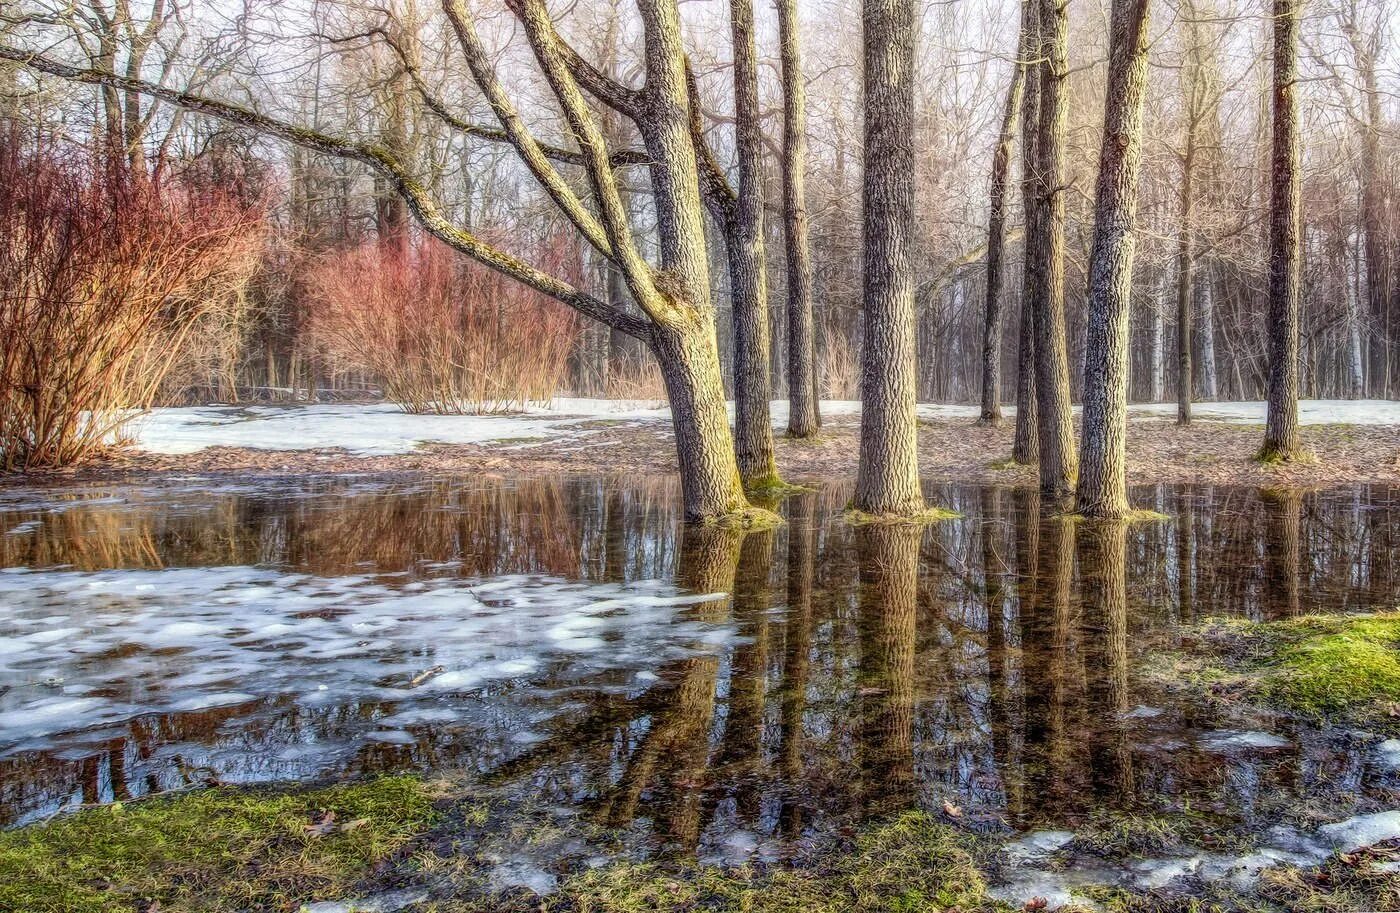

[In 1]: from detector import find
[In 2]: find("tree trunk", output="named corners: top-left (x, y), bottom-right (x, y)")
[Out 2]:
top-left (778, 0), bottom-right (821, 438)
top-left (1030, 0), bottom-right (1078, 496)
top-left (1175, 108), bottom-right (1196, 423)
top-left (1261, 0), bottom-right (1303, 461)
top-left (854, 0), bottom-right (926, 516)
top-left (979, 0), bottom-right (1031, 426)
top-left (1014, 0), bottom-right (1042, 466)
top-left (1014, 296), bottom-right (1040, 463)
top-left (1151, 271), bottom-right (1166, 402)
top-left (1197, 259), bottom-right (1218, 399)
top-left (1076, 0), bottom-right (1152, 519)
top-left (728, 0), bottom-right (780, 486)
top-left (652, 318), bottom-right (752, 520)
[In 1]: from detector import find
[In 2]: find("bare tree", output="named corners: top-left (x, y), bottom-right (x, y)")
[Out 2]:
top-left (1261, 0), bottom-right (1304, 460)
top-left (1027, 0), bottom-right (1077, 496)
top-left (979, 0), bottom-right (1031, 426)
top-left (777, 0), bottom-right (820, 439)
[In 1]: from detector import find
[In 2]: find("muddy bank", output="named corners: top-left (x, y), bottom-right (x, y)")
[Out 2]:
top-left (6, 416), bottom-right (1399, 491)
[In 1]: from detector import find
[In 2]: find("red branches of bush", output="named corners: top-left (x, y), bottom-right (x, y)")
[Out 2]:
top-left (306, 235), bottom-right (581, 414)
top-left (0, 134), bottom-right (264, 469)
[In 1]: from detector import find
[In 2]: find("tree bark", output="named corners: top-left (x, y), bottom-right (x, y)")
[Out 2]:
top-left (1029, 0), bottom-right (1078, 495)
top-left (1076, 0), bottom-right (1152, 519)
top-left (1014, 0), bottom-right (1042, 466)
top-left (727, 0), bottom-right (780, 486)
top-left (979, 0), bottom-right (1031, 426)
top-left (854, 0), bottom-right (926, 516)
top-left (778, 0), bottom-right (821, 438)
top-left (1261, 0), bottom-right (1303, 461)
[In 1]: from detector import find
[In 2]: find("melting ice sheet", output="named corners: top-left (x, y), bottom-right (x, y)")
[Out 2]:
top-left (0, 565), bottom-right (733, 823)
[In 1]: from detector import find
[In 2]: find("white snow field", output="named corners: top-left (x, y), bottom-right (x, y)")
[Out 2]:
top-left (125, 398), bottom-right (1400, 456)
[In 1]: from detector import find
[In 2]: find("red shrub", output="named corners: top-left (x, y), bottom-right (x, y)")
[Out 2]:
top-left (305, 235), bottom-right (582, 414)
top-left (0, 134), bottom-right (264, 469)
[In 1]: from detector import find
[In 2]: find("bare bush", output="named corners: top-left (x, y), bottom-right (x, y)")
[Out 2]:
top-left (306, 236), bottom-right (582, 414)
top-left (818, 325), bottom-right (859, 400)
top-left (0, 136), bottom-right (264, 470)
top-left (605, 359), bottom-right (668, 402)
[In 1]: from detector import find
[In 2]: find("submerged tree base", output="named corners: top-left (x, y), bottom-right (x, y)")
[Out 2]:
top-left (1254, 444), bottom-right (1317, 465)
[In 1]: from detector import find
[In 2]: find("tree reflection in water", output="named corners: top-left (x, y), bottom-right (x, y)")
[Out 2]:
top-left (3, 477), bottom-right (1400, 855)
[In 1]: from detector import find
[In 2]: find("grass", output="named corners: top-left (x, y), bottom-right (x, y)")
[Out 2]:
top-left (1162, 611), bottom-right (1400, 728)
top-left (0, 776), bottom-right (438, 913)
top-left (415, 812), bottom-right (1009, 912)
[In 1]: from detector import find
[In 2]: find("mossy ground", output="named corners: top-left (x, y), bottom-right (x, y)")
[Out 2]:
top-left (842, 506), bottom-right (962, 526)
top-left (1158, 611), bottom-right (1400, 729)
top-left (414, 812), bottom-right (1009, 912)
top-left (0, 776), bottom-right (438, 913)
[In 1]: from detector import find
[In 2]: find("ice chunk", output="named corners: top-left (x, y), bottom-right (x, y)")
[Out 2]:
top-left (1318, 811), bottom-right (1400, 852)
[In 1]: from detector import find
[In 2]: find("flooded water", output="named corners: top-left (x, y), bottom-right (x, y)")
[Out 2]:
top-left (3, 476), bottom-right (1399, 888)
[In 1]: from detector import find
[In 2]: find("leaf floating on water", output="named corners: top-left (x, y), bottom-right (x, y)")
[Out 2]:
top-left (409, 664), bottom-right (446, 688)
top-left (1023, 898), bottom-right (1049, 911)
top-left (941, 798), bottom-right (963, 819)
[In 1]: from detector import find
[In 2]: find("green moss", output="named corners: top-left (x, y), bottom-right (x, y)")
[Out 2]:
top-left (0, 776), bottom-right (438, 913)
top-left (743, 473), bottom-right (807, 498)
top-left (1261, 613), bottom-right (1400, 717)
top-left (843, 506), bottom-right (962, 526)
top-left (985, 457), bottom-right (1028, 471)
top-left (1163, 612), bottom-right (1400, 728)
top-left (705, 505), bottom-right (785, 530)
top-left (1253, 446), bottom-right (1317, 466)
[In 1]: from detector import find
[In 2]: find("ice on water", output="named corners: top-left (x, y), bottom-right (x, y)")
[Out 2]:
top-left (0, 564), bottom-right (733, 766)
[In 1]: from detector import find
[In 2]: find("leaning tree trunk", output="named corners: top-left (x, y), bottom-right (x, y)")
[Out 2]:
top-left (653, 317), bottom-right (753, 520)
top-left (853, 0), bottom-right (926, 516)
top-left (1261, 0), bottom-right (1303, 461)
top-left (979, 0), bottom-right (1031, 426)
top-left (1031, 0), bottom-right (1078, 496)
top-left (778, 0), bottom-right (821, 438)
top-left (1076, 0), bottom-right (1153, 519)
top-left (727, 0), bottom-right (780, 487)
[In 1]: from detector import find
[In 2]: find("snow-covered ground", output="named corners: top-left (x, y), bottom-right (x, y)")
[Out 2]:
top-left (125, 398), bottom-right (1400, 456)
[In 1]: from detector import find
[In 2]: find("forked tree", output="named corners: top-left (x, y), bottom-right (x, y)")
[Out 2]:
top-left (1, 0), bottom-right (766, 523)
top-left (853, 0), bottom-right (928, 517)
top-left (1076, 0), bottom-right (1153, 518)
top-left (1261, 0), bottom-right (1304, 460)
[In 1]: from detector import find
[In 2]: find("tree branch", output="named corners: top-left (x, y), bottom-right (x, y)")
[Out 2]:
top-left (0, 44), bottom-right (654, 342)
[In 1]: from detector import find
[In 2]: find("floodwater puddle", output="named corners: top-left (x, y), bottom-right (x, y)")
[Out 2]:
top-left (2, 476), bottom-right (1400, 907)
